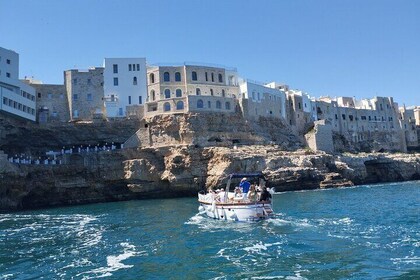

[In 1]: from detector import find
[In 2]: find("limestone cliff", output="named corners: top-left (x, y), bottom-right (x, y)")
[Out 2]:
top-left (1, 145), bottom-right (419, 211)
top-left (1, 112), bottom-right (419, 211)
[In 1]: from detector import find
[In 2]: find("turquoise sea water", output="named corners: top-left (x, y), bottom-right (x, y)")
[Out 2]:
top-left (1, 181), bottom-right (419, 279)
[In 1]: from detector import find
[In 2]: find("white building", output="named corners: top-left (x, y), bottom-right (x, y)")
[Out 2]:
top-left (0, 47), bottom-right (36, 121)
top-left (103, 58), bottom-right (147, 117)
top-left (239, 80), bottom-right (287, 120)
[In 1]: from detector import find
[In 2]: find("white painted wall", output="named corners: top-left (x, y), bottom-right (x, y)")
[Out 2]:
top-left (240, 80), bottom-right (287, 119)
top-left (103, 58), bottom-right (147, 117)
top-left (0, 47), bottom-right (19, 86)
top-left (0, 47), bottom-right (36, 121)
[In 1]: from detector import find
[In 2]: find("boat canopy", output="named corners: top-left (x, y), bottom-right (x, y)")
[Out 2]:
top-left (228, 173), bottom-right (265, 179)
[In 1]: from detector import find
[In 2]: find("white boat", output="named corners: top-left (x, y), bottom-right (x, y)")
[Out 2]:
top-left (198, 173), bottom-right (274, 222)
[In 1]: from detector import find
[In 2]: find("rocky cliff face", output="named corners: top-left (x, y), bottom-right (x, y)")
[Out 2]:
top-left (1, 112), bottom-right (419, 211)
top-left (1, 145), bottom-right (419, 211)
top-left (0, 112), bottom-right (141, 156)
top-left (142, 113), bottom-right (302, 149)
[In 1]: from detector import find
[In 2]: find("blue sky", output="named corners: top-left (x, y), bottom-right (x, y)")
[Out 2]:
top-left (1, 0), bottom-right (419, 106)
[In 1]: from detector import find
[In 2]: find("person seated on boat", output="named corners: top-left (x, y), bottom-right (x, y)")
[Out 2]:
top-left (234, 187), bottom-right (242, 198)
top-left (259, 187), bottom-right (272, 202)
top-left (239, 177), bottom-right (251, 199)
top-left (218, 188), bottom-right (226, 203)
top-left (247, 184), bottom-right (258, 202)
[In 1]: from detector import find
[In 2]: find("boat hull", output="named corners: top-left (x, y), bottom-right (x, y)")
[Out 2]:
top-left (198, 201), bottom-right (273, 222)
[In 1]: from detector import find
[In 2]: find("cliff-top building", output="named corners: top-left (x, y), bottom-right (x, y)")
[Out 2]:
top-left (0, 47), bottom-right (36, 121)
top-left (238, 80), bottom-right (287, 120)
top-left (23, 78), bottom-right (69, 123)
top-left (145, 63), bottom-right (239, 116)
top-left (103, 58), bottom-right (147, 118)
top-left (315, 96), bottom-right (406, 151)
top-left (64, 67), bottom-right (105, 121)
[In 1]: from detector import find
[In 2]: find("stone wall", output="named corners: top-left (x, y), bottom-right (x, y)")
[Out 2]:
top-left (305, 120), bottom-right (334, 153)
top-left (31, 83), bottom-right (69, 123)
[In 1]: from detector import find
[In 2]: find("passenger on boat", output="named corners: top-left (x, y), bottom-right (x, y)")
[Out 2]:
top-left (259, 187), bottom-right (272, 202)
top-left (218, 188), bottom-right (226, 203)
top-left (239, 177), bottom-right (251, 199)
top-left (247, 184), bottom-right (258, 202)
top-left (234, 187), bottom-right (242, 198)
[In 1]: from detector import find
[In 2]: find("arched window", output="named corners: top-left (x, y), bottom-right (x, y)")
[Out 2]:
top-left (176, 89), bottom-right (182, 97)
top-left (165, 89), bottom-right (171, 99)
top-left (218, 73), bottom-right (223, 83)
top-left (175, 72), bottom-right (181, 82)
top-left (222, 90), bottom-right (226, 97)
top-left (192, 71), bottom-right (197, 81)
top-left (216, 101), bottom-right (221, 109)
top-left (211, 73), bottom-right (214, 82)
top-left (207, 101), bottom-right (211, 108)
top-left (163, 72), bottom-right (170, 82)
top-left (225, 102), bottom-right (231, 110)
top-left (196, 88), bottom-right (201, 95)
top-left (210, 89), bottom-right (214, 96)
top-left (197, 99), bottom-right (204, 108)
top-left (150, 90), bottom-right (156, 101)
top-left (164, 102), bottom-right (171, 112)
top-left (133, 76), bottom-right (137, 85)
top-left (149, 73), bottom-right (155, 83)
top-left (176, 101), bottom-right (184, 110)
top-left (252, 92), bottom-right (255, 100)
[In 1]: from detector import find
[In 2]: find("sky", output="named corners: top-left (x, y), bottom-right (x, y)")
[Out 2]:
top-left (0, 0), bottom-right (419, 106)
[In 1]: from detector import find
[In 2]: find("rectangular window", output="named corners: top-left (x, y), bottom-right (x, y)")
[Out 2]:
top-left (48, 93), bottom-right (52, 99)
top-left (361, 116), bottom-right (367, 120)
top-left (139, 96), bottom-right (142, 104)
top-left (113, 64), bottom-right (118, 73)
top-left (87, 78), bottom-right (91, 85)
top-left (342, 114), bottom-right (346, 120)
top-left (128, 96), bottom-right (131, 105)
top-left (136, 64), bottom-right (140, 71)
top-left (205, 72), bottom-right (208, 81)
top-left (335, 114), bottom-right (338, 120)
top-left (87, 93), bottom-right (92, 101)
top-left (6, 72), bottom-right (10, 78)
top-left (113, 77), bottom-right (119, 86)
top-left (3, 97), bottom-right (7, 105)
top-left (129, 64), bottom-right (132, 71)
top-left (73, 94), bottom-right (78, 100)
top-left (73, 78), bottom-right (77, 85)
top-left (6, 59), bottom-right (10, 64)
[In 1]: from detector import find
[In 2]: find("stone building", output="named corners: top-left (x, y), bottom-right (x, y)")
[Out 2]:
top-left (23, 79), bottom-right (69, 123)
top-left (414, 106), bottom-right (420, 126)
top-left (64, 67), bottom-right (105, 121)
top-left (399, 106), bottom-right (418, 148)
top-left (285, 90), bottom-right (316, 134)
top-left (145, 64), bottom-right (239, 116)
top-left (238, 80), bottom-right (287, 120)
top-left (103, 58), bottom-right (147, 118)
top-left (0, 47), bottom-right (36, 121)
top-left (315, 96), bottom-right (406, 151)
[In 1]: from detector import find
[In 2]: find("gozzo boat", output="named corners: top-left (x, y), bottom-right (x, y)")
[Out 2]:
top-left (198, 173), bottom-right (274, 222)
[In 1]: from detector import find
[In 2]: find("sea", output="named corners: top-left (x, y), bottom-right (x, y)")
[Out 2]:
top-left (1, 181), bottom-right (419, 279)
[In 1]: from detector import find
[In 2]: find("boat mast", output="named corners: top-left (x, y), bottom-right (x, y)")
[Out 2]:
top-left (224, 174), bottom-right (232, 202)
